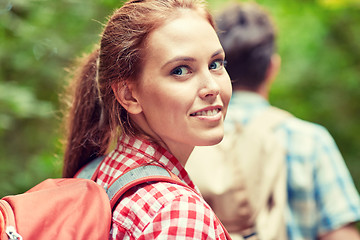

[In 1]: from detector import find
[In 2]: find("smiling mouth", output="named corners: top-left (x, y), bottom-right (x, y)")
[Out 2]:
top-left (190, 108), bottom-right (221, 117)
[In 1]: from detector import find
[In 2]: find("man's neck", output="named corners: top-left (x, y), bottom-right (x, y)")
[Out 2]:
top-left (233, 84), bottom-right (269, 99)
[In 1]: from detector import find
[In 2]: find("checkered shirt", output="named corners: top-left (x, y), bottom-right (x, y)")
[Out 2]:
top-left (96, 134), bottom-right (229, 240)
top-left (225, 91), bottom-right (360, 240)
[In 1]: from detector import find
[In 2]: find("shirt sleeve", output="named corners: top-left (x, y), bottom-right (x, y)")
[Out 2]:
top-left (313, 126), bottom-right (360, 234)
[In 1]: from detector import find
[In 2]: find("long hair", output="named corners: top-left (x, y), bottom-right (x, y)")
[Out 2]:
top-left (62, 0), bottom-right (214, 178)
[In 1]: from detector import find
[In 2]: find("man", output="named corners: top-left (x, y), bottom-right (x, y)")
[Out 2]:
top-left (187, 2), bottom-right (360, 240)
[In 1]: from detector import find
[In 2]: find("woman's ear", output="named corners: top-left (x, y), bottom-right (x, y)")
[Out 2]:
top-left (111, 81), bottom-right (143, 114)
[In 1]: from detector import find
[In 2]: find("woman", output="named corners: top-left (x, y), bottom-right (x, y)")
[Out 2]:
top-left (63, 0), bottom-right (232, 239)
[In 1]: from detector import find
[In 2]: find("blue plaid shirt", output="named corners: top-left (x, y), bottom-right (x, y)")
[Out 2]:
top-left (225, 91), bottom-right (360, 240)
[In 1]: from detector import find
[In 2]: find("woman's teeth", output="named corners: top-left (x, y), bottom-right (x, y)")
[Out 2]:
top-left (191, 109), bottom-right (219, 116)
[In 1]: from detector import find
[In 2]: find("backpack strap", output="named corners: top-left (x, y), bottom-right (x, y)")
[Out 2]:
top-left (77, 157), bottom-right (232, 239)
top-left (76, 157), bottom-right (189, 208)
top-left (106, 164), bottom-right (189, 210)
top-left (206, 106), bottom-right (291, 239)
top-left (75, 156), bottom-right (105, 180)
top-left (236, 106), bottom-right (291, 240)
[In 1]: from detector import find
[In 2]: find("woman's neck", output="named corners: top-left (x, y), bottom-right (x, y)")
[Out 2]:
top-left (157, 140), bottom-right (194, 167)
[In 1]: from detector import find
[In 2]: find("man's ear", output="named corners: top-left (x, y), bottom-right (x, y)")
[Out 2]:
top-left (265, 53), bottom-right (281, 85)
top-left (111, 81), bottom-right (143, 114)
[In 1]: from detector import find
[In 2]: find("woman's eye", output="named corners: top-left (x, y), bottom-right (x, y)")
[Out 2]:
top-left (209, 60), bottom-right (225, 70)
top-left (171, 66), bottom-right (190, 76)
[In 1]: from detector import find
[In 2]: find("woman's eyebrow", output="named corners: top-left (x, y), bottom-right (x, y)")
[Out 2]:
top-left (161, 49), bottom-right (224, 70)
top-left (161, 57), bottom-right (195, 70)
top-left (212, 49), bottom-right (225, 58)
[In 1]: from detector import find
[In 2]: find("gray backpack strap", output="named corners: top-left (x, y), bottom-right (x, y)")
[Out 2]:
top-left (76, 156), bottom-right (105, 180)
top-left (76, 157), bottom-right (189, 209)
top-left (106, 165), bottom-right (171, 199)
top-left (106, 165), bottom-right (189, 210)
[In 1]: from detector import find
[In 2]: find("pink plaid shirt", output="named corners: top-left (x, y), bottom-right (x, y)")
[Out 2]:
top-left (96, 134), bottom-right (229, 240)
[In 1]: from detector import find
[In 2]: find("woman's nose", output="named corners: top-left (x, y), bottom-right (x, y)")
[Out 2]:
top-left (199, 72), bottom-right (220, 100)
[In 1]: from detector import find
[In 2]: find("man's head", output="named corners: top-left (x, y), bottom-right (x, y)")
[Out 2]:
top-left (216, 2), bottom-right (277, 91)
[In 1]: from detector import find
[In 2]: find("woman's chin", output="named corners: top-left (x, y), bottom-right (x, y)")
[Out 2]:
top-left (197, 134), bottom-right (224, 146)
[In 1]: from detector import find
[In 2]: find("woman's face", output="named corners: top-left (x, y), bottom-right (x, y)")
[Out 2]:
top-left (129, 11), bottom-right (232, 163)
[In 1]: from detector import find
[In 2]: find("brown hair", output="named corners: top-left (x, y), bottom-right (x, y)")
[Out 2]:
top-left (62, 0), bottom-right (214, 178)
top-left (216, 2), bottom-right (276, 90)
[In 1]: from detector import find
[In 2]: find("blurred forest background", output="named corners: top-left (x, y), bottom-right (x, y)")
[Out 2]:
top-left (0, 0), bottom-right (359, 198)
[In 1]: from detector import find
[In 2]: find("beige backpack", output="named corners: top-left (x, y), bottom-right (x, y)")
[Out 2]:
top-left (186, 107), bottom-right (291, 240)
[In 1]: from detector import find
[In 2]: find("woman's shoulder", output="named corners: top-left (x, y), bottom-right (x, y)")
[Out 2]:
top-left (114, 180), bottom-right (207, 220)
top-left (112, 181), bottom-right (223, 239)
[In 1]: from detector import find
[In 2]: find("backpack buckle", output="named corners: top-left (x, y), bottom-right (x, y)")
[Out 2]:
top-left (5, 226), bottom-right (23, 240)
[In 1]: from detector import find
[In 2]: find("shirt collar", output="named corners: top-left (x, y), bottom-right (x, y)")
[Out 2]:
top-left (230, 91), bottom-right (269, 108)
top-left (225, 91), bottom-right (270, 129)
top-left (115, 134), bottom-right (196, 189)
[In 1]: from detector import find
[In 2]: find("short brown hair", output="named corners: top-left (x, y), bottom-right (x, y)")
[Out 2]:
top-left (216, 2), bottom-right (276, 90)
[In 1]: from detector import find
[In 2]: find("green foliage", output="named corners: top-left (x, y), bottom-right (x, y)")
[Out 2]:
top-left (0, 0), bottom-right (124, 196)
top-left (0, 0), bottom-right (359, 203)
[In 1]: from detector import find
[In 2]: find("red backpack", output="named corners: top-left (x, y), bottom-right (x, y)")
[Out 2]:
top-left (0, 157), bottom-right (194, 240)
